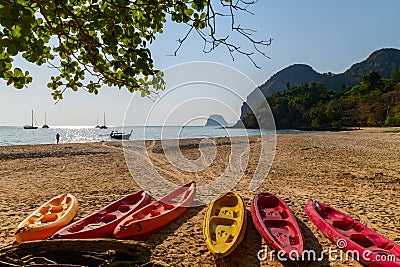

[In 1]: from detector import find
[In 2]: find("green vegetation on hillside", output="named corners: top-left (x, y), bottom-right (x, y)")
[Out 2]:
top-left (239, 49), bottom-right (400, 120)
top-left (242, 70), bottom-right (400, 129)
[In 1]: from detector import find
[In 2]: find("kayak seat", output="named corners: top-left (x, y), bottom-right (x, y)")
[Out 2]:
top-left (50, 205), bottom-right (64, 213)
top-left (218, 207), bottom-right (236, 218)
top-left (332, 220), bottom-right (352, 231)
top-left (67, 223), bottom-right (86, 233)
top-left (140, 206), bottom-right (154, 218)
top-left (216, 225), bottom-right (235, 244)
top-left (264, 220), bottom-right (299, 247)
top-left (209, 217), bottom-right (238, 246)
top-left (50, 194), bottom-right (65, 206)
top-left (264, 219), bottom-right (289, 229)
top-left (28, 215), bottom-right (41, 224)
top-left (351, 222), bottom-right (364, 232)
top-left (163, 203), bottom-right (175, 210)
top-left (40, 213), bottom-right (58, 223)
top-left (368, 234), bottom-right (394, 250)
top-left (258, 195), bottom-right (280, 208)
top-left (101, 214), bottom-right (117, 223)
top-left (118, 205), bottom-right (131, 213)
top-left (51, 194), bottom-right (70, 206)
top-left (263, 209), bottom-right (289, 220)
top-left (350, 233), bottom-right (374, 248)
top-left (150, 210), bottom-right (161, 216)
top-left (279, 210), bottom-right (289, 219)
top-left (212, 195), bottom-right (239, 211)
top-left (39, 206), bottom-right (50, 215)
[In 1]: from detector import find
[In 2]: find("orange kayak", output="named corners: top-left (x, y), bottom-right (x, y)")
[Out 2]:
top-left (14, 194), bottom-right (78, 243)
top-left (114, 181), bottom-right (196, 239)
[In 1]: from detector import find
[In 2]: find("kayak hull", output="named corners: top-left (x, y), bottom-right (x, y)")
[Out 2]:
top-left (305, 200), bottom-right (400, 267)
top-left (251, 193), bottom-right (304, 258)
top-left (114, 182), bottom-right (196, 238)
top-left (14, 194), bottom-right (78, 243)
top-left (203, 192), bottom-right (247, 257)
top-left (54, 191), bottom-right (151, 239)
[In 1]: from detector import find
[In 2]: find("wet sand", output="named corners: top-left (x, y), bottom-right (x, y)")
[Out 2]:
top-left (0, 128), bottom-right (399, 266)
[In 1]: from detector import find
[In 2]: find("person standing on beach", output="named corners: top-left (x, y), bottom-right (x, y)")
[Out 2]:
top-left (56, 133), bottom-right (60, 144)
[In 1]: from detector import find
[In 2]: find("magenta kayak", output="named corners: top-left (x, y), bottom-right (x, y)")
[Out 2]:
top-left (251, 193), bottom-right (304, 259)
top-left (305, 200), bottom-right (400, 267)
top-left (54, 191), bottom-right (151, 239)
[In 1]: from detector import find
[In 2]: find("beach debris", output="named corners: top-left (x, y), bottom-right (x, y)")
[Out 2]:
top-left (0, 239), bottom-right (151, 266)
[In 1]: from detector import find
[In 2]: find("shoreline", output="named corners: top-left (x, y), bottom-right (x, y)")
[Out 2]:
top-left (0, 126), bottom-right (398, 148)
top-left (0, 128), bottom-right (399, 266)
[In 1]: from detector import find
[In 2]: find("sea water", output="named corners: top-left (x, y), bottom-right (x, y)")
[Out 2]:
top-left (0, 126), bottom-right (303, 146)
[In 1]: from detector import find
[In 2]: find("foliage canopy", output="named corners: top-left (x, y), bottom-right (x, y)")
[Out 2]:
top-left (0, 0), bottom-right (269, 99)
top-left (242, 70), bottom-right (400, 129)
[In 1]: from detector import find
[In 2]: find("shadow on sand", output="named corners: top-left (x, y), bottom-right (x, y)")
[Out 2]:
top-left (219, 213), bottom-right (331, 267)
top-left (220, 208), bottom-right (262, 267)
top-left (136, 204), bottom-right (204, 247)
top-left (297, 218), bottom-right (330, 267)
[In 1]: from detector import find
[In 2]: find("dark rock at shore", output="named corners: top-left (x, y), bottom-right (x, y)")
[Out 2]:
top-left (205, 114), bottom-right (228, 127)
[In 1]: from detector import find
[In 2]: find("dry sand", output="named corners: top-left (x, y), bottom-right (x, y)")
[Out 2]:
top-left (0, 128), bottom-right (399, 266)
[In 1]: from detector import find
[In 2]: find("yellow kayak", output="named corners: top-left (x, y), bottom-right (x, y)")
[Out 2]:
top-left (203, 192), bottom-right (247, 257)
top-left (14, 194), bottom-right (78, 243)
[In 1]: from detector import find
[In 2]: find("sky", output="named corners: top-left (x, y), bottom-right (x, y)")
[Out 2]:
top-left (1, 0), bottom-right (400, 126)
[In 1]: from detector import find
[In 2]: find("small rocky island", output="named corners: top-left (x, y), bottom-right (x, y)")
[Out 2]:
top-left (205, 114), bottom-right (228, 127)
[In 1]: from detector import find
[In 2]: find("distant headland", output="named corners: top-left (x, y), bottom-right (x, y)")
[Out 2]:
top-left (205, 114), bottom-right (228, 127)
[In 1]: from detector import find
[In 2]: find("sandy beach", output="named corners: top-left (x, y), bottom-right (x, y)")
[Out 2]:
top-left (0, 128), bottom-right (399, 266)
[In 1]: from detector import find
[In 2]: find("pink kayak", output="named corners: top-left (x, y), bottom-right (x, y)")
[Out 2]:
top-left (251, 193), bottom-right (304, 258)
top-left (53, 191), bottom-right (151, 239)
top-left (114, 181), bottom-right (196, 239)
top-left (305, 200), bottom-right (400, 266)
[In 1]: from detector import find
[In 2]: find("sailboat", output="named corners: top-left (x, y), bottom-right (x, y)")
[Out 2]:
top-left (95, 118), bottom-right (100, 128)
top-left (42, 112), bottom-right (49, 128)
top-left (23, 110), bottom-right (38, 129)
top-left (99, 112), bottom-right (108, 129)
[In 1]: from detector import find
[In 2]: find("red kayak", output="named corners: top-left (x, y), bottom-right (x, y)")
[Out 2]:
top-left (305, 200), bottom-right (400, 266)
top-left (251, 193), bottom-right (304, 258)
top-left (114, 181), bottom-right (196, 239)
top-left (53, 191), bottom-right (151, 239)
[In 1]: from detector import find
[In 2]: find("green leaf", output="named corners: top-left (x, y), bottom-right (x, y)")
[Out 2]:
top-left (7, 43), bottom-right (18, 56)
top-left (13, 68), bottom-right (23, 77)
top-left (184, 9), bottom-right (194, 15)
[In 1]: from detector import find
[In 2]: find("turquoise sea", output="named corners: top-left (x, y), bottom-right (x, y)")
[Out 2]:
top-left (0, 126), bottom-right (304, 146)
